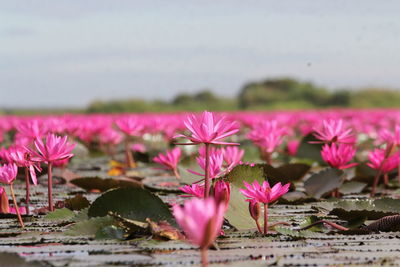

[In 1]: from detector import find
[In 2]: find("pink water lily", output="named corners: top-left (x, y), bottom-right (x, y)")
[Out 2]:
top-left (8, 146), bottom-right (41, 215)
top-left (188, 151), bottom-right (224, 179)
top-left (153, 147), bottom-right (181, 178)
top-left (0, 163), bottom-right (24, 227)
top-left (222, 146), bottom-right (244, 169)
top-left (321, 143), bottom-right (358, 170)
top-left (240, 180), bottom-right (289, 234)
top-left (179, 183), bottom-right (205, 198)
top-left (173, 197), bottom-right (226, 266)
top-left (313, 119), bottom-right (355, 144)
top-left (213, 180), bottom-right (231, 208)
top-left (30, 133), bottom-right (75, 163)
top-left (175, 111), bottom-right (239, 145)
top-left (28, 133), bottom-right (75, 212)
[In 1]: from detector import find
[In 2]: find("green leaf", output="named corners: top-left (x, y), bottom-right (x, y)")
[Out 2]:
top-left (275, 226), bottom-right (324, 239)
top-left (295, 133), bottom-right (325, 164)
top-left (314, 198), bottom-right (400, 221)
top-left (304, 168), bottom-right (344, 199)
top-left (44, 208), bottom-right (75, 221)
top-left (70, 177), bottom-right (143, 192)
top-left (339, 181), bottom-right (367, 195)
top-left (64, 194), bottom-right (90, 211)
top-left (88, 187), bottom-right (176, 226)
top-left (226, 164), bottom-right (265, 186)
top-left (66, 216), bottom-right (115, 236)
top-left (95, 225), bottom-right (126, 240)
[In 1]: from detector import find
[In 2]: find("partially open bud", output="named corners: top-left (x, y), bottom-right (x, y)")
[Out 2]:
top-left (0, 187), bottom-right (10, 214)
top-left (213, 180), bottom-right (230, 208)
top-left (248, 201), bottom-right (261, 221)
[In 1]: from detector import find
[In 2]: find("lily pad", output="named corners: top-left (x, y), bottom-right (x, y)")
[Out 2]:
top-left (44, 208), bottom-right (75, 221)
top-left (304, 168), bottom-right (344, 199)
top-left (315, 198), bottom-right (400, 221)
top-left (65, 194), bottom-right (91, 211)
top-left (66, 216), bottom-right (115, 236)
top-left (70, 177), bottom-right (143, 192)
top-left (339, 181), bottom-right (367, 195)
top-left (295, 133), bottom-right (324, 164)
top-left (88, 187), bottom-right (176, 226)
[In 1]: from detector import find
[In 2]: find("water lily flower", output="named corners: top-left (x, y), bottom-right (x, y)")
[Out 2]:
top-left (321, 143), bottom-right (358, 169)
top-left (173, 198), bottom-right (226, 267)
top-left (179, 184), bottom-right (205, 198)
top-left (174, 111), bottom-right (239, 198)
top-left (115, 116), bottom-right (145, 167)
top-left (0, 163), bottom-right (24, 227)
top-left (213, 180), bottom-right (231, 208)
top-left (222, 146), bottom-right (244, 169)
top-left (28, 133), bottom-right (75, 211)
top-left (153, 147), bottom-right (181, 179)
top-left (313, 119), bottom-right (355, 144)
top-left (240, 180), bottom-right (290, 234)
top-left (8, 146), bottom-right (41, 214)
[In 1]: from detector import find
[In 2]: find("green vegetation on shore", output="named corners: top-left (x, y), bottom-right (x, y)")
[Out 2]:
top-left (3, 77), bottom-right (400, 114)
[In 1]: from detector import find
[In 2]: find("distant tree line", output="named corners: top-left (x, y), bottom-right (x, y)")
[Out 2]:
top-left (86, 77), bottom-right (400, 113)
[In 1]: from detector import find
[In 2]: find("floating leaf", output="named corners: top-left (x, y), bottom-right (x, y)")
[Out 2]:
top-left (275, 226), bottom-right (324, 239)
top-left (279, 191), bottom-right (314, 204)
top-left (44, 208), bottom-right (75, 221)
top-left (95, 225), bottom-right (125, 240)
top-left (70, 177), bottom-right (143, 192)
top-left (64, 194), bottom-right (90, 211)
top-left (315, 198), bottom-right (400, 221)
top-left (295, 133), bottom-right (324, 164)
top-left (88, 187), bottom-right (176, 226)
top-left (339, 181), bottom-right (367, 195)
top-left (304, 168), bottom-right (344, 199)
top-left (66, 216), bottom-right (115, 236)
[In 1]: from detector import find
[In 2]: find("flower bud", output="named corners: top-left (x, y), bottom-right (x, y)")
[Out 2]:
top-left (248, 201), bottom-right (261, 221)
top-left (213, 180), bottom-right (230, 208)
top-left (0, 187), bottom-right (10, 214)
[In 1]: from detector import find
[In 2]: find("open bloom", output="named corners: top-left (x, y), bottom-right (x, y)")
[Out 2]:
top-left (248, 120), bottom-right (287, 153)
top-left (153, 147), bottom-right (181, 172)
top-left (367, 148), bottom-right (398, 173)
top-left (30, 133), bottom-right (75, 163)
top-left (8, 146), bottom-right (40, 185)
top-left (240, 180), bottom-right (290, 204)
top-left (188, 151), bottom-right (224, 179)
top-left (173, 198), bottom-right (225, 248)
top-left (175, 111), bottom-right (239, 145)
top-left (313, 119), bottom-right (355, 144)
top-left (222, 146), bottom-right (244, 169)
top-left (321, 143), bottom-right (358, 169)
top-left (115, 116), bottom-right (144, 137)
top-left (179, 184), bottom-right (205, 198)
top-left (0, 163), bottom-right (18, 185)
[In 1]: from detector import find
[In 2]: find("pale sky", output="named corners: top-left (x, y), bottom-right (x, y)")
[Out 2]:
top-left (1, 1), bottom-right (400, 108)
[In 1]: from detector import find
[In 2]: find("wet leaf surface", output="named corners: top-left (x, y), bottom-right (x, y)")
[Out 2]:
top-left (304, 168), bottom-right (344, 198)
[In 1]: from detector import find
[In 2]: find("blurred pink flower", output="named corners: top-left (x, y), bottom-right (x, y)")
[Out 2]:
top-left (287, 140), bottom-right (300, 156)
top-left (321, 143), bottom-right (358, 169)
top-left (115, 116), bottom-right (144, 137)
top-left (240, 180), bottom-right (290, 204)
top-left (173, 197), bottom-right (225, 249)
top-left (179, 183), bottom-right (205, 198)
top-left (222, 146), bottom-right (244, 169)
top-left (213, 180), bottom-right (230, 208)
top-left (188, 150), bottom-right (224, 179)
top-left (175, 111), bottom-right (239, 145)
top-left (367, 148), bottom-right (398, 173)
top-left (248, 120), bottom-right (287, 153)
top-left (131, 143), bottom-right (146, 153)
top-left (153, 147), bottom-right (181, 178)
top-left (313, 119), bottom-right (355, 144)
top-left (0, 163), bottom-right (18, 185)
